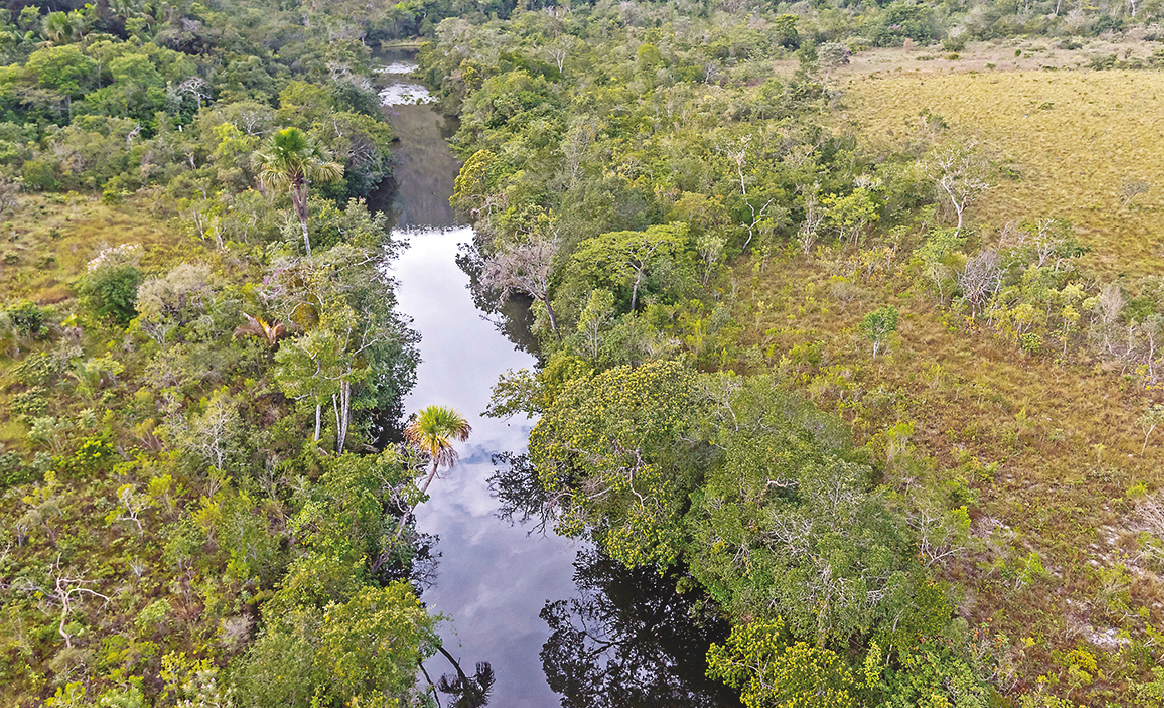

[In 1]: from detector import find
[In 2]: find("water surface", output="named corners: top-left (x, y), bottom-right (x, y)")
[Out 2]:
top-left (392, 229), bottom-right (579, 706)
top-left (378, 53), bottom-right (741, 708)
top-left (381, 55), bottom-right (580, 706)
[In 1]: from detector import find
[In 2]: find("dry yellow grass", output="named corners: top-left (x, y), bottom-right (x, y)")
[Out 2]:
top-left (839, 69), bottom-right (1164, 276)
top-left (724, 66), bottom-right (1164, 700)
top-left (0, 192), bottom-right (182, 306)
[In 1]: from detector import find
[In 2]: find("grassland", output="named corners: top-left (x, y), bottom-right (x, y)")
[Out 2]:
top-left (0, 192), bottom-right (184, 305)
top-left (733, 59), bottom-right (1164, 701)
top-left (0, 193), bottom-right (192, 450)
top-left (840, 67), bottom-right (1164, 277)
top-left (741, 254), bottom-right (1158, 699)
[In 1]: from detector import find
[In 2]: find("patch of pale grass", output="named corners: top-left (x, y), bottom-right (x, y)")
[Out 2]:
top-left (840, 70), bottom-right (1164, 276)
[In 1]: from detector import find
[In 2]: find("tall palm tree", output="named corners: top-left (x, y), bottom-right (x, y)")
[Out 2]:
top-left (255, 127), bottom-right (343, 257)
top-left (394, 405), bottom-right (472, 542)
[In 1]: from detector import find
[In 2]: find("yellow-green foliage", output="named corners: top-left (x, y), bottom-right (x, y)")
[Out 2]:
top-left (843, 71), bottom-right (1164, 275)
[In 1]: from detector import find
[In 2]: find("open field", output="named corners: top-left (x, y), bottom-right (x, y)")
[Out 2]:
top-left (839, 67), bottom-right (1164, 277)
top-left (0, 193), bottom-right (199, 451)
top-left (741, 252), bottom-right (1161, 698)
top-left (732, 57), bottom-right (1164, 700)
top-left (0, 193), bottom-right (185, 306)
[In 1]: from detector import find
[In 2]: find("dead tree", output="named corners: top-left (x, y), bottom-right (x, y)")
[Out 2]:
top-left (924, 142), bottom-right (991, 235)
top-left (481, 236), bottom-right (561, 337)
top-left (9, 555), bottom-right (111, 648)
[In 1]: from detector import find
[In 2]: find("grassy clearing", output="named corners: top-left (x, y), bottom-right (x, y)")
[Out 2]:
top-left (0, 193), bottom-right (201, 451)
top-left (0, 192), bottom-right (184, 307)
top-left (840, 68), bottom-right (1164, 277)
top-left (735, 64), bottom-right (1164, 697)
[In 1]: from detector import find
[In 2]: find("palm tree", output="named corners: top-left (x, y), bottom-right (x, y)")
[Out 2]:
top-left (394, 405), bottom-right (472, 542)
top-left (255, 127), bottom-right (343, 257)
top-left (233, 312), bottom-right (290, 347)
top-left (436, 653), bottom-right (495, 708)
top-left (42, 11), bottom-right (76, 44)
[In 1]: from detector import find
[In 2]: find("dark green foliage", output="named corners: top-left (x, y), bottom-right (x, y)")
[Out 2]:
top-left (865, 2), bottom-right (942, 46)
top-left (6, 300), bottom-right (47, 338)
top-left (21, 159), bottom-right (57, 191)
top-left (0, 6), bottom-right (426, 707)
top-left (80, 261), bottom-right (141, 324)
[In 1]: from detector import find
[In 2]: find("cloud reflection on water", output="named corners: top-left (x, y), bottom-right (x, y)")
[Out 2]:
top-left (390, 228), bottom-right (579, 708)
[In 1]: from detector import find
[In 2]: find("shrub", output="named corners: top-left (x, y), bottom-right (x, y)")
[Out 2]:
top-left (12, 353), bottom-right (60, 385)
top-left (942, 35), bottom-right (966, 52)
top-left (7, 300), bottom-right (48, 338)
top-left (80, 244), bottom-right (143, 324)
top-left (1088, 53), bottom-right (1117, 71)
top-left (21, 159), bottom-right (58, 191)
top-left (0, 447), bottom-right (29, 488)
top-left (11, 387), bottom-right (48, 417)
top-left (1019, 332), bottom-right (1043, 355)
top-left (861, 305), bottom-right (899, 358)
top-left (54, 435), bottom-right (119, 479)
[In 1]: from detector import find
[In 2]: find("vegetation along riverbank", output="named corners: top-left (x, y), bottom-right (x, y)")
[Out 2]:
top-left (2, 0), bottom-right (1164, 706)
top-left (427, 4), bottom-right (1164, 708)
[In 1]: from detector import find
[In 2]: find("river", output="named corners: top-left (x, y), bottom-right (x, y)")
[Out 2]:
top-left (376, 52), bottom-right (741, 708)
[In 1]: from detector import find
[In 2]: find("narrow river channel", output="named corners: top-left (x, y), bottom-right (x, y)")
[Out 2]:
top-left (378, 53), bottom-right (580, 707)
top-left (376, 52), bottom-right (742, 708)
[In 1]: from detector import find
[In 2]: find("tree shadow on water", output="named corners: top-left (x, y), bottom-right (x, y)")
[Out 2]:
top-left (487, 451), bottom-right (739, 707)
top-left (539, 549), bottom-right (743, 708)
top-left (456, 239), bottom-right (540, 356)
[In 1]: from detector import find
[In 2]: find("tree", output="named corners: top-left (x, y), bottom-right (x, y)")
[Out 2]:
top-left (10, 554), bottom-right (111, 649)
top-left (574, 289), bottom-right (616, 360)
top-left (686, 376), bottom-right (929, 646)
top-left (958, 249), bottom-right (1003, 317)
top-left (273, 326), bottom-right (347, 445)
top-left (528, 359), bottom-right (697, 569)
top-left (923, 142), bottom-right (991, 235)
top-left (719, 135), bottom-right (785, 250)
top-left (41, 11), bottom-right (81, 45)
top-left (136, 262), bottom-right (217, 348)
top-left (394, 405), bottom-right (472, 541)
top-left (266, 241), bottom-right (417, 451)
top-left (1139, 404), bottom-right (1164, 455)
top-left (706, 618), bottom-right (857, 708)
top-left (316, 583), bottom-right (438, 705)
top-left (234, 313), bottom-right (290, 348)
top-left (860, 306), bottom-right (898, 358)
top-left (817, 42), bottom-right (850, 89)
top-left (255, 127), bottom-right (343, 256)
top-left (912, 227), bottom-right (965, 305)
top-left (482, 235), bottom-right (561, 336)
top-left (168, 387), bottom-right (244, 475)
top-left (571, 223), bottom-right (688, 312)
top-left (25, 45), bottom-right (95, 98)
top-left (822, 187), bottom-right (878, 245)
top-left (543, 37), bottom-right (575, 74)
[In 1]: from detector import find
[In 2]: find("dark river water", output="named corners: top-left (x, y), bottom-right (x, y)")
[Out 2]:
top-left (376, 51), bottom-right (741, 708)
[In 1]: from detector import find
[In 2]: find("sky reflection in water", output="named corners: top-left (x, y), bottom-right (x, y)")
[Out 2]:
top-left (389, 228), bottom-right (580, 707)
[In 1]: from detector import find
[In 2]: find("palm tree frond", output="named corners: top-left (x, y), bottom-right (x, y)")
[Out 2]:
top-left (234, 312), bottom-right (289, 347)
top-left (404, 405), bottom-right (472, 471)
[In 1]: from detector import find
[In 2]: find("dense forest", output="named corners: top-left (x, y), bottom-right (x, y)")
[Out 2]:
top-left (1, 0), bottom-right (1164, 706)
